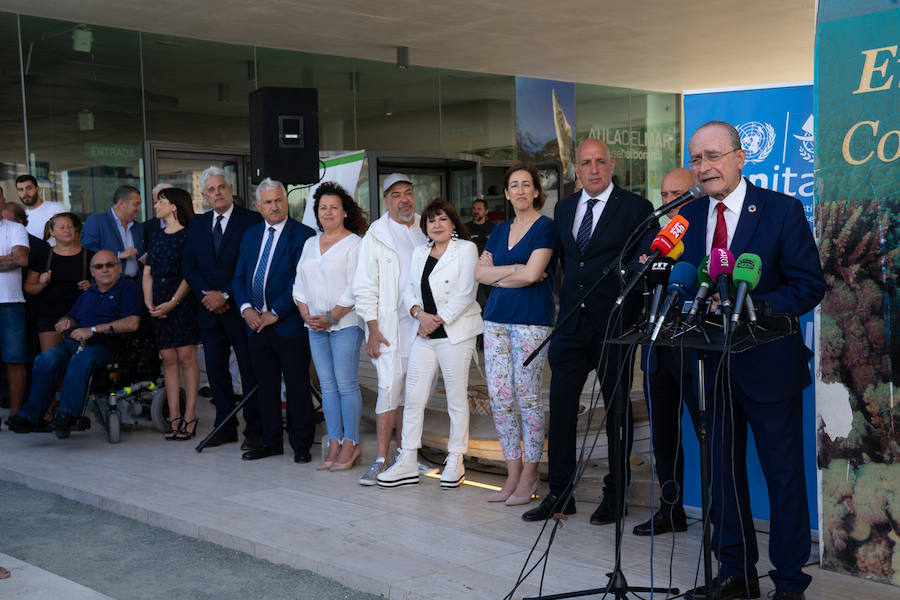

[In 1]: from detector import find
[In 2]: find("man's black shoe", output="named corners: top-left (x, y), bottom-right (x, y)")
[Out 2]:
top-left (242, 446), bottom-right (284, 461)
top-left (7, 415), bottom-right (37, 433)
top-left (51, 413), bottom-right (75, 439)
top-left (522, 494), bottom-right (576, 522)
top-left (241, 434), bottom-right (261, 451)
top-left (204, 430), bottom-right (238, 448)
top-left (199, 386), bottom-right (212, 398)
top-left (633, 509), bottom-right (688, 535)
top-left (294, 449), bottom-right (312, 463)
top-left (590, 497), bottom-right (626, 525)
top-left (685, 573), bottom-right (760, 600)
top-left (769, 590), bottom-right (804, 600)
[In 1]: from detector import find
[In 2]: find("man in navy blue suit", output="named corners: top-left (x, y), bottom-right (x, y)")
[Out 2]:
top-left (182, 167), bottom-right (262, 449)
top-left (523, 139), bottom-right (655, 525)
top-left (232, 178), bottom-right (315, 462)
top-left (82, 185), bottom-right (144, 279)
top-left (680, 121), bottom-right (824, 600)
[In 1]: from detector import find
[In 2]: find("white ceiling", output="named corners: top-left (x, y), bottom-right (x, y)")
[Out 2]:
top-left (0, 0), bottom-right (815, 93)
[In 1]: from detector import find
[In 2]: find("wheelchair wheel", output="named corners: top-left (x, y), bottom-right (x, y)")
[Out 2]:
top-left (107, 411), bottom-right (121, 444)
top-left (150, 386), bottom-right (187, 432)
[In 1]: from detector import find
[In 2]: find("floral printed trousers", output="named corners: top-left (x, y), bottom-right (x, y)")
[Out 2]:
top-left (483, 321), bottom-right (552, 463)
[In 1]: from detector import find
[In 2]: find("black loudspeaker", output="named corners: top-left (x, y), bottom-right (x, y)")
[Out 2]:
top-left (249, 87), bottom-right (319, 185)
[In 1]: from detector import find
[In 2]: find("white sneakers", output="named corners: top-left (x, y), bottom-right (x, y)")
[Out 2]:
top-left (376, 450), bottom-right (466, 489)
top-left (439, 452), bottom-right (465, 489)
top-left (376, 449), bottom-right (420, 488)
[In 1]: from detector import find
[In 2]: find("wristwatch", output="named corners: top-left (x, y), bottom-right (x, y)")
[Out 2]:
top-left (90, 326), bottom-right (97, 334)
top-left (412, 307), bottom-right (422, 319)
top-left (222, 291), bottom-right (231, 300)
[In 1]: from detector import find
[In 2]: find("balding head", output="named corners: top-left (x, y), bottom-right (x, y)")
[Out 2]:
top-left (575, 138), bottom-right (615, 197)
top-left (90, 250), bottom-right (122, 292)
top-left (660, 168), bottom-right (695, 218)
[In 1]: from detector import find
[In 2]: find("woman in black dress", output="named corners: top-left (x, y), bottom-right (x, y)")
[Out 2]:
top-left (24, 213), bottom-right (94, 351)
top-left (142, 187), bottom-right (199, 440)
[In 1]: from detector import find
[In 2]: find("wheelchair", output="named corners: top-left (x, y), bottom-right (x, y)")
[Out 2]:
top-left (67, 327), bottom-right (179, 443)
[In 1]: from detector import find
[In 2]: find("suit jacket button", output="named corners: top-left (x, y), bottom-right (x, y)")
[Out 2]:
top-left (579, 262), bottom-right (584, 267)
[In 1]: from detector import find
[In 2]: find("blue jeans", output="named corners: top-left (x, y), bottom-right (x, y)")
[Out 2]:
top-left (18, 339), bottom-right (113, 422)
top-left (308, 326), bottom-right (363, 444)
top-left (0, 303), bottom-right (26, 363)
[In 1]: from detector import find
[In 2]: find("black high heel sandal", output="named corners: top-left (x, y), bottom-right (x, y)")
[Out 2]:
top-left (165, 417), bottom-right (183, 440)
top-left (175, 417), bottom-right (199, 441)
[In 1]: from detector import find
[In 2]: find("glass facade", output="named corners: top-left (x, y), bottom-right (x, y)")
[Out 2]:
top-left (0, 11), bottom-right (679, 224)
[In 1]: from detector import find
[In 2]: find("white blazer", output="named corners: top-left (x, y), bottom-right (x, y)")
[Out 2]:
top-left (402, 238), bottom-right (483, 344)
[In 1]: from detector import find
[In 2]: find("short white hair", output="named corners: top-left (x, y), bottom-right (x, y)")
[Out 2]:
top-left (255, 177), bottom-right (287, 203)
top-left (151, 182), bottom-right (174, 197)
top-left (200, 166), bottom-right (230, 192)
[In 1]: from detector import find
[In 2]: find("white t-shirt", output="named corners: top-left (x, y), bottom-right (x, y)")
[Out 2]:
top-left (292, 233), bottom-right (364, 332)
top-left (25, 200), bottom-right (65, 240)
top-left (0, 219), bottom-right (29, 303)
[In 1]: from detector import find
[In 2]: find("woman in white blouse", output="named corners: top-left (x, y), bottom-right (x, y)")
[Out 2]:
top-left (376, 198), bottom-right (483, 490)
top-left (292, 182), bottom-right (368, 471)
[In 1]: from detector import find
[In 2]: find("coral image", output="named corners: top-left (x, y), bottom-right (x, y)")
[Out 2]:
top-left (816, 197), bottom-right (900, 585)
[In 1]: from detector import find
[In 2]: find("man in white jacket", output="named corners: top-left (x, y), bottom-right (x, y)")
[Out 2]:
top-left (353, 173), bottom-right (428, 485)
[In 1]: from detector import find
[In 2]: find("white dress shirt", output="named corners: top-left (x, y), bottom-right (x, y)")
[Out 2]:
top-left (111, 208), bottom-right (139, 278)
top-left (211, 203), bottom-right (235, 233)
top-left (292, 233), bottom-right (364, 332)
top-left (571, 182), bottom-right (613, 240)
top-left (705, 178), bottom-right (747, 254)
top-left (240, 218), bottom-right (286, 314)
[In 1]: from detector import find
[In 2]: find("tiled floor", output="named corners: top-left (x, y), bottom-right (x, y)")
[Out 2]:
top-left (0, 404), bottom-right (896, 600)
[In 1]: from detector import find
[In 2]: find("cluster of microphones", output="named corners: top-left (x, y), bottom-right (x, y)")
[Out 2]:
top-left (616, 200), bottom-right (763, 344)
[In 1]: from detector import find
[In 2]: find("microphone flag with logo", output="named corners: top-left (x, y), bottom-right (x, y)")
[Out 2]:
top-left (615, 215), bottom-right (690, 306)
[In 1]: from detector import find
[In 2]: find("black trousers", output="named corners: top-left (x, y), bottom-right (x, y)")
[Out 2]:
top-left (547, 309), bottom-right (635, 500)
top-left (642, 346), bottom-right (700, 512)
top-left (199, 310), bottom-right (260, 438)
top-left (248, 327), bottom-right (314, 452)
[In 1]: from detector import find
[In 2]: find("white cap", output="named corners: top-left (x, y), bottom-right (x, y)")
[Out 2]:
top-left (381, 173), bottom-right (412, 196)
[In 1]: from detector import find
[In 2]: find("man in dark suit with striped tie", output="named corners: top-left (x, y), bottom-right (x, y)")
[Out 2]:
top-left (523, 138), bottom-right (655, 524)
top-left (182, 167), bottom-right (262, 449)
top-left (232, 178), bottom-right (315, 462)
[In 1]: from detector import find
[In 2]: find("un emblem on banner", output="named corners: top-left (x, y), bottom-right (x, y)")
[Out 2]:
top-left (793, 114), bottom-right (815, 163)
top-left (737, 121), bottom-right (776, 163)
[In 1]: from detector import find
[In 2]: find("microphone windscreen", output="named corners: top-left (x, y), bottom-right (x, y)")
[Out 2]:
top-left (667, 262), bottom-right (698, 295)
top-left (665, 241), bottom-right (684, 260)
top-left (650, 215), bottom-right (690, 254)
top-left (697, 255), bottom-right (713, 286)
top-left (733, 253), bottom-right (762, 289)
top-left (708, 248), bottom-right (735, 281)
top-left (688, 183), bottom-right (706, 200)
top-left (648, 257), bottom-right (674, 286)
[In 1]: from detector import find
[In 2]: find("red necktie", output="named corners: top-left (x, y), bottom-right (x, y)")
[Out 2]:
top-left (711, 201), bottom-right (728, 250)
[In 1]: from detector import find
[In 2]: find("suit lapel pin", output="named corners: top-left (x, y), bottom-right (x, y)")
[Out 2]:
top-left (747, 204), bottom-right (757, 213)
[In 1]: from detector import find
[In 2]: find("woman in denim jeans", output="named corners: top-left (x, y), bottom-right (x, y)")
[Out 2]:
top-left (292, 182), bottom-right (368, 471)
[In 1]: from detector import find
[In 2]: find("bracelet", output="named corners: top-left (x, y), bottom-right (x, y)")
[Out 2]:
top-left (171, 296), bottom-right (180, 305)
top-left (490, 280), bottom-right (501, 288)
top-left (411, 307), bottom-right (422, 319)
top-left (326, 312), bottom-right (338, 325)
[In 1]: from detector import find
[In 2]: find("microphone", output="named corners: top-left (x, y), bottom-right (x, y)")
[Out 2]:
top-left (687, 256), bottom-right (713, 324)
top-left (666, 241), bottom-right (684, 260)
top-left (615, 215), bottom-right (690, 306)
top-left (650, 183), bottom-right (706, 220)
top-left (731, 253), bottom-right (762, 325)
top-left (651, 262), bottom-right (698, 342)
top-left (708, 248), bottom-right (735, 318)
top-left (647, 258), bottom-right (674, 325)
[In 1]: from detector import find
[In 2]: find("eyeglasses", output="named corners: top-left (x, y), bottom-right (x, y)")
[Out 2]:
top-left (91, 261), bottom-right (119, 270)
top-left (689, 148), bottom-right (740, 167)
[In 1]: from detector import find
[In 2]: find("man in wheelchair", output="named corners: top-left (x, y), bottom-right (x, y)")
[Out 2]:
top-left (8, 250), bottom-right (142, 437)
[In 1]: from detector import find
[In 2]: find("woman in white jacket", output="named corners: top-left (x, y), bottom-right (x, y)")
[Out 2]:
top-left (376, 199), bottom-right (483, 489)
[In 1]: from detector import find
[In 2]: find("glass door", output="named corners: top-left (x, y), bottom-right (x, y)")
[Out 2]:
top-left (145, 142), bottom-right (251, 217)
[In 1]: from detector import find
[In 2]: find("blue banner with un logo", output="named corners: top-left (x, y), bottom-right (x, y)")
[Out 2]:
top-left (681, 85), bottom-right (816, 526)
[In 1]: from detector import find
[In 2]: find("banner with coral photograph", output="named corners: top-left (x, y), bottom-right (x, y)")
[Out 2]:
top-left (815, 0), bottom-right (900, 587)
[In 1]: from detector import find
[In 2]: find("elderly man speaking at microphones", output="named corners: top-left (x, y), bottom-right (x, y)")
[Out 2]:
top-left (677, 121), bottom-right (825, 600)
